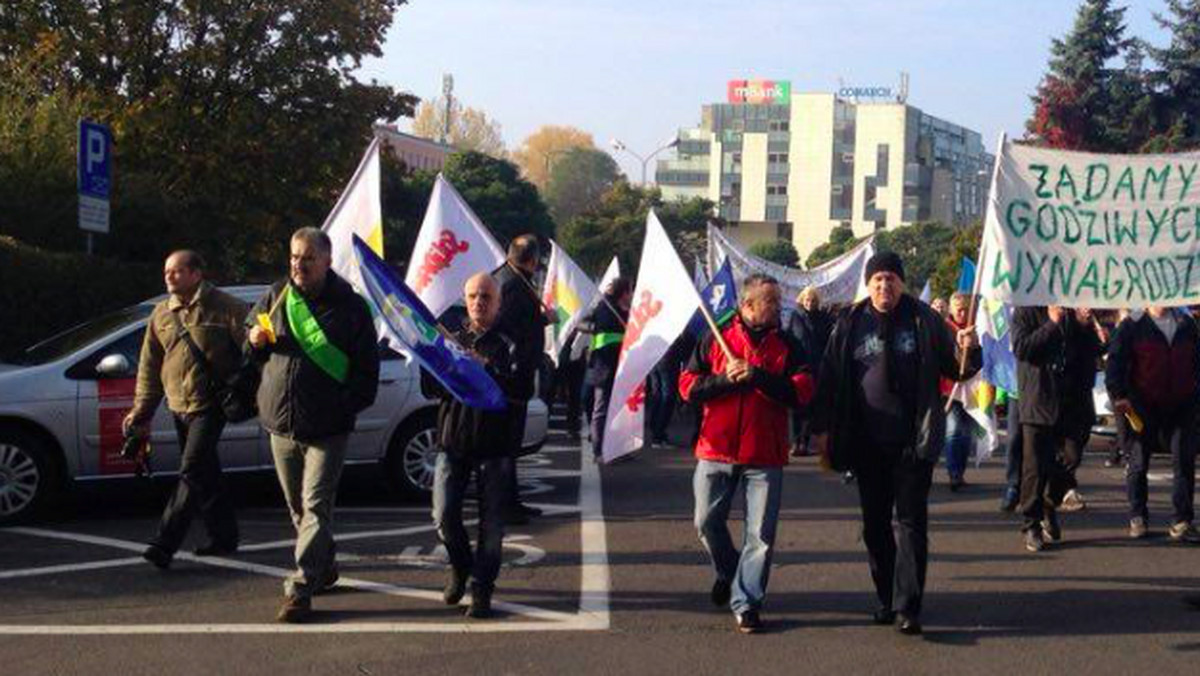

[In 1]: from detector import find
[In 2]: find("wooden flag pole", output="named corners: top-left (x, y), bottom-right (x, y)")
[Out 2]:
top-left (695, 296), bottom-right (735, 362)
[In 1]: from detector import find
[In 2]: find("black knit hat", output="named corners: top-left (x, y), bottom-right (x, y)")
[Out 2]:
top-left (864, 251), bottom-right (905, 283)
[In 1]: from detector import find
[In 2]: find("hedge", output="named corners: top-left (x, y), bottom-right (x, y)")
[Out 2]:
top-left (0, 236), bottom-right (161, 358)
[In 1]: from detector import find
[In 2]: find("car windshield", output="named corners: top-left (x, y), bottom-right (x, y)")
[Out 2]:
top-left (8, 305), bottom-right (153, 366)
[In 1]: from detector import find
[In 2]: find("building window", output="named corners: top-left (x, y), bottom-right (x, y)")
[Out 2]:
top-left (732, 153), bottom-right (742, 165)
top-left (766, 185), bottom-right (788, 196)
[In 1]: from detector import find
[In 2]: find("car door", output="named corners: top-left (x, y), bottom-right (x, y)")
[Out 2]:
top-left (73, 324), bottom-right (260, 477)
top-left (345, 344), bottom-right (415, 462)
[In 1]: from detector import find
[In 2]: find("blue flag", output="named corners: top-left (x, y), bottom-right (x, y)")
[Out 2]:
top-left (352, 235), bottom-right (506, 411)
top-left (688, 259), bottom-right (738, 336)
top-left (976, 298), bottom-right (1018, 396)
top-left (957, 257), bottom-right (977, 293)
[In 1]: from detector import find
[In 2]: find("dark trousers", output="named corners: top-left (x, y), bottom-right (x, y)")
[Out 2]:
top-left (505, 402), bottom-right (529, 509)
top-left (433, 454), bottom-right (512, 593)
top-left (590, 381), bottom-right (613, 459)
top-left (854, 446), bottom-right (935, 618)
top-left (647, 367), bottom-right (677, 440)
top-left (1004, 404), bottom-right (1023, 492)
top-left (1123, 413), bottom-right (1198, 524)
top-left (152, 410), bottom-right (238, 553)
top-left (1018, 424), bottom-right (1084, 532)
top-left (558, 359), bottom-right (586, 436)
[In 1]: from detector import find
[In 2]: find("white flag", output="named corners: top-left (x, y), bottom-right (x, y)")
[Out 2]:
top-left (601, 211), bottom-right (704, 462)
top-left (919, 280), bottom-right (932, 303)
top-left (542, 240), bottom-right (600, 365)
top-left (405, 174), bottom-right (507, 318)
top-left (597, 257), bottom-right (620, 296)
top-left (323, 138), bottom-right (384, 295)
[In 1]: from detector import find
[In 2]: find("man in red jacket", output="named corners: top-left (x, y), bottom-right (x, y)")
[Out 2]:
top-left (679, 273), bottom-right (814, 634)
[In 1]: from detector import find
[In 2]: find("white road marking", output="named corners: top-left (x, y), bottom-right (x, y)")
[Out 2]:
top-left (0, 445), bottom-right (611, 634)
top-left (0, 557), bottom-right (145, 581)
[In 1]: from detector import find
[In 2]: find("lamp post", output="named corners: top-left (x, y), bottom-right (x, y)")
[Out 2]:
top-left (610, 136), bottom-right (680, 185)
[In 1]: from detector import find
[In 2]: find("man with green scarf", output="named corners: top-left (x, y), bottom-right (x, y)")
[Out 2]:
top-left (248, 227), bottom-right (379, 623)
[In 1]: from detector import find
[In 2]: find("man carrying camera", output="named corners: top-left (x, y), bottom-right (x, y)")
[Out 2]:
top-left (124, 250), bottom-right (249, 569)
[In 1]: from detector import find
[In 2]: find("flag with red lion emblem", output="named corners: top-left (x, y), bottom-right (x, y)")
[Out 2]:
top-left (601, 211), bottom-right (704, 462)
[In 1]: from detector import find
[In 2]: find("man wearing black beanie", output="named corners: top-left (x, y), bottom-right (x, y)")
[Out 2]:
top-left (811, 251), bottom-right (981, 636)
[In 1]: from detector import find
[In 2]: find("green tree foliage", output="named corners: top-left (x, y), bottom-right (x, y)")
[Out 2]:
top-left (544, 147), bottom-right (622, 227)
top-left (557, 183), bottom-right (717, 278)
top-left (1027, 0), bottom-right (1133, 151)
top-left (805, 224), bottom-right (858, 268)
top-left (747, 239), bottom-right (800, 268)
top-left (378, 151), bottom-right (553, 273)
top-left (0, 1), bottom-right (415, 279)
top-left (931, 223), bottom-right (984, 298)
top-left (806, 222), bottom-right (958, 294)
top-left (1148, 0), bottom-right (1200, 147)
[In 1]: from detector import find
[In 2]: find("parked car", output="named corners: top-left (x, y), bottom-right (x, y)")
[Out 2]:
top-left (0, 286), bottom-right (548, 525)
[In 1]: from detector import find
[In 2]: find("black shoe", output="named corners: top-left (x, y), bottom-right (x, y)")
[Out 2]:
top-left (465, 588), bottom-right (493, 618)
top-left (519, 504), bottom-right (543, 517)
top-left (502, 510), bottom-right (530, 526)
top-left (314, 564), bottom-right (340, 595)
top-left (872, 607), bottom-right (897, 625)
top-left (1184, 594), bottom-right (1200, 610)
top-left (949, 477), bottom-right (965, 492)
top-left (142, 544), bottom-right (172, 570)
top-left (999, 488), bottom-right (1019, 513)
top-left (443, 569), bottom-right (468, 606)
top-left (194, 541), bottom-right (238, 557)
top-left (710, 579), bottom-right (732, 608)
top-left (896, 614), bottom-right (923, 635)
top-left (735, 610), bottom-right (763, 634)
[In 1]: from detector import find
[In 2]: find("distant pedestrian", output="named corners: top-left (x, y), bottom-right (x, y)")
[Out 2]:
top-left (247, 227), bottom-right (379, 623)
top-left (126, 250), bottom-right (248, 569)
top-left (680, 273), bottom-right (814, 634)
top-left (785, 285), bottom-right (833, 456)
top-left (580, 278), bottom-right (633, 460)
top-left (942, 292), bottom-right (978, 491)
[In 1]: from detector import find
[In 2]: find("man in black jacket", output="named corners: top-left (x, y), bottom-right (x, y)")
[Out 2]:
top-left (432, 272), bottom-right (528, 619)
top-left (247, 227), bottom-right (379, 623)
top-left (1105, 307), bottom-right (1200, 543)
top-left (493, 234), bottom-right (554, 521)
top-left (811, 252), bottom-right (979, 636)
top-left (1011, 305), bottom-right (1102, 553)
top-left (581, 278), bottom-right (633, 460)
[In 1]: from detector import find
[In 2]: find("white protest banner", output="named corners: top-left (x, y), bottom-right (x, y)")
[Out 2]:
top-left (707, 223), bottom-right (873, 307)
top-left (405, 174), bottom-right (507, 318)
top-left (323, 137), bottom-right (384, 296)
top-left (542, 240), bottom-right (600, 364)
top-left (979, 135), bottom-right (1200, 309)
top-left (601, 212), bottom-right (703, 463)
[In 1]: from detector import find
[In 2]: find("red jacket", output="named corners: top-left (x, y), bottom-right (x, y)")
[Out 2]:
top-left (679, 316), bottom-right (814, 466)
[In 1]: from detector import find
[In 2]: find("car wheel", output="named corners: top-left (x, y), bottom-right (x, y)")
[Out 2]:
top-left (385, 411), bottom-right (438, 500)
top-left (0, 430), bottom-right (55, 526)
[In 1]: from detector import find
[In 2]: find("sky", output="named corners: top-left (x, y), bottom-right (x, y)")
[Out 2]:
top-left (358, 0), bottom-right (1174, 181)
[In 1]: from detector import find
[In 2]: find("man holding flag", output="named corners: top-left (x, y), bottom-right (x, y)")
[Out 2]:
top-left (679, 273), bottom-right (814, 634)
top-left (247, 228), bottom-right (380, 623)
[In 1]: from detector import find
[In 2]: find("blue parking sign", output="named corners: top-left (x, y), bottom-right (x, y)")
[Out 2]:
top-left (78, 119), bottom-right (111, 234)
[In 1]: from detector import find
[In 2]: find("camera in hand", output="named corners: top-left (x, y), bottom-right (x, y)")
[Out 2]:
top-left (120, 429), bottom-right (149, 460)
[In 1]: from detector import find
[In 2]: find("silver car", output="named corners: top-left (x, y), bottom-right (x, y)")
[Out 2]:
top-left (0, 286), bottom-right (548, 524)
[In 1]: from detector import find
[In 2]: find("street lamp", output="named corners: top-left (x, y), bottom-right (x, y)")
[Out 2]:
top-left (610, 136), bottom-right (680, 185)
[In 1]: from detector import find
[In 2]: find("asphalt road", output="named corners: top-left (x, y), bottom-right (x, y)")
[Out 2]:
top-left (2, 411), bottom-right (1199, 675)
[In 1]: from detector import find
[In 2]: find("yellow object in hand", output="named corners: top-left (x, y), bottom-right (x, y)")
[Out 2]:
top-left (257, 313), bottom-right (277, 344)
top-left (1125, 410), bottom-right (1144, 434)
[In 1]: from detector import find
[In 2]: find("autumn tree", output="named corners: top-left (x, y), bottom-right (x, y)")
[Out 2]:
top-left (544, 147), bottom-right (622, 226)
top-left (411, 96), bottom-right (506, 157)
top-left (511, 125), bottom-right (595, 188)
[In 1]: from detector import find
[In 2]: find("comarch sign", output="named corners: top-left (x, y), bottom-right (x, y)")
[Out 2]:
top-left (838, 85), bottom-right (894, 100)
top-left (727, 80), bottom-right (791, 105)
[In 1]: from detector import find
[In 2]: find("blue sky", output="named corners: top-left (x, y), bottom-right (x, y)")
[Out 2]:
top-left (358, 0), bottom-right (1173, 179)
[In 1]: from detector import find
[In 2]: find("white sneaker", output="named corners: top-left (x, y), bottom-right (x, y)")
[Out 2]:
top-left (1060, 489), bottom-right (1086, 512)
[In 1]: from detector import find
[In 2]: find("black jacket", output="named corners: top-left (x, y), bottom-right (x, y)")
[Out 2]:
top-left (494, 263), bottom-right (548, 401)
top-left (1105, 311), bottom-right (1200, 421)
top-left (581, 298), bottom-right (629, 387)
top-left (810, 294), bottom-right (981, 470)
top-left (1011, 307), bottom-right (1102, 438)
top-left (247, 272), bottom-right (379, 442)
top-left (786, 307), bottom-right (834, 368)
top-left (432, 323), bottom-right (525, 459)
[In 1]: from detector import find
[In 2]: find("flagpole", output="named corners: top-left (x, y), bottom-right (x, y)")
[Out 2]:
top-left (695, 296), bottom-right (735, 361)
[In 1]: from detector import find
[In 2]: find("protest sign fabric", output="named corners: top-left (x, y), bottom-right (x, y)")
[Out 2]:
top-left (543, 240), bottom-right (600, 364)
top-left (979, 137), bottom-right (1200, 309)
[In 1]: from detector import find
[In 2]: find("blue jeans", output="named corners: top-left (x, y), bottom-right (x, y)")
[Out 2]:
top-left (943, 401), bottom-right (973, 481)
top-left (432, 453), bottom-right (512, 593)
top-left (693, 460), bottom-right (783, 614)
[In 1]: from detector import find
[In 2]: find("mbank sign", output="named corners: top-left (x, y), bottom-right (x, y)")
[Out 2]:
top-left (727, 79), bottom-right (791, 105)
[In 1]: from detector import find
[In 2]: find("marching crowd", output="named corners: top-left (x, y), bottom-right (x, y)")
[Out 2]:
top-left (123, 228), bottom-right (1198, 633)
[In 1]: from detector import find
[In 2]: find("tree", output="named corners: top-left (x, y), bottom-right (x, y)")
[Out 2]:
top-left (511, 125), bottom-right (595, 188)
top-left (0, 1), bottom-right (415, 279)
top-left (411, 96), bottom-right (505, 157)
top-left (1148, 0), bottom-right (1200, 147)
top-left (805, 222), bottom-right (957, 293)
top-left (1026, 0), bottom-right (1133, 151)
top-left (748, 239), bottom-right (800, 267)
top-left (557, 181), bottom-right (716, 276)
top-left (441, 151), bottom-right (554, 244)
top-left (544, 147), bottom-right (622, 226)
top-left (805, 225), bottom-right (860, 268)
top-left (931, 224), bottom-right (983, 298)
